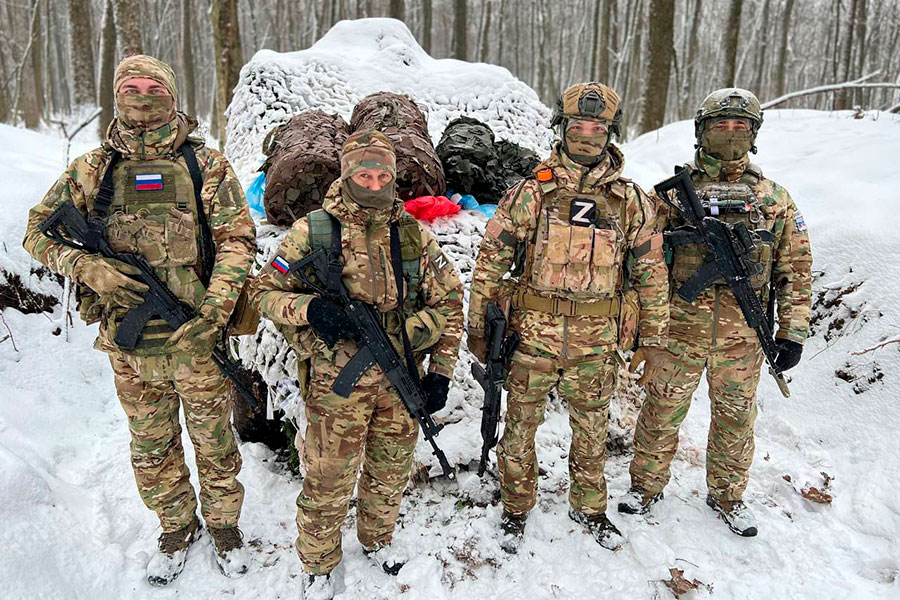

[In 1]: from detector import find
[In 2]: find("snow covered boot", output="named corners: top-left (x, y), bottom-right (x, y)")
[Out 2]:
top-left (208, 525), bottom-right (250, 578)
top-left (706, 495), bottom-right (758, 537)
top-left (146, 515), bottom-right (200, 587)
top-left (363, 542), bottom-right (408, 576)
top-left (617, 488), bottom-right (664, 515)
top-left (499, 510), bottom-right (528, 554)
top-left (302, 572), bottom-right (334, 600)
top-left (568, 509), bottom-right (625, 551)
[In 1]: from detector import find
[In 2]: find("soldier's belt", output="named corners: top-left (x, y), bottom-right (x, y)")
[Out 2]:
top-left (513, 291), bottom-right (620, 317)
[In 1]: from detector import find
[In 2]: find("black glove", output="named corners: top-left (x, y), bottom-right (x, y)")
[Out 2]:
top-left (306, 298), bottom-right (354, 348)
top-left (774, 339), bottom-right (803, 372)
top-left (421, 373), bottom-right (451, 414)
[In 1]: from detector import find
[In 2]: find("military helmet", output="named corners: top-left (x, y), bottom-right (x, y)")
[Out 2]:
top-left (694, 88), bottom-right (763, 137)
top-left (552, 83), bottom-right (623, 138)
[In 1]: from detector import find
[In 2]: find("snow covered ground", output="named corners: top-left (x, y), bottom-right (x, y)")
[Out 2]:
top-left (2, 107), bottom-right (899, 599)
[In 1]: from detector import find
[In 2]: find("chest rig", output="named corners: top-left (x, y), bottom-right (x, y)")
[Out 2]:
top-left (667, 163), bottom-right (775, 292)
top-left (516, 164), bottom-right (627, 317)
top-left (307, 208), bottom-right (424, 327)
top-left (94, 144), bottom-right (210, 355)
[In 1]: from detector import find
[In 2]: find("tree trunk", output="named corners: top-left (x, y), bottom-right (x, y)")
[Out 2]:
top-left (113, 0), bottom-right (144, 56)
top-left (389, 0), bottom-right (404, 21)
top-left (722, 0), bottom-right (743, 86)
top-left (639, 0), bottom-right (675, 134)
top-left (25, 0), bottom-right (44, 128)
top-left (98, 0), bottom-right (116, 138)
top-left (836, 0), bottom-right (858, 109)
top-left (182, 0), bottom-right (196, 116)
top-left (775, 0), bottom-right (795, 98)
top-left (211, 0), bottom-right (243, 144)
top-left (852, 0), bottom-right (867, 106)
top-left (752, 0), bottom-right (771, 95)
top-left (453, 0), bottom-right (467, 60)
top-left (480, 0), bottom-right (492, 62)
top-left (422, 0), bottom-right (432, 54)
top-left (68, 0), bottom-right (96, 106)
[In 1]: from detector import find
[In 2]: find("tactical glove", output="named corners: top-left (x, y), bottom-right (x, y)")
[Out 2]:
top-left (421, 373), bottom-right (451, 414)
top-left (166, 316), bottom-right (220, 358)
top-left (774, 339), bottom-right (803, 372)
top-left (73, 255), bottom-right (149, 308)
top-left (629, 346), bottom-right (669, 386)
top-left (306, 298), bottom-right (354, 348)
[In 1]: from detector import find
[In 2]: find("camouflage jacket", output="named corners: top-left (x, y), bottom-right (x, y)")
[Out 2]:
top-left (468, 144), bottom-right (669, 361)
top-left (250, 180), bottom-right (464, 379)
top-left (23, 114), bottom-right (256, 352)
top-left (656, 151), bottom-right (812, 344)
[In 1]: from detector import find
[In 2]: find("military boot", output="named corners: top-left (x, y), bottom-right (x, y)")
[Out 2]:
top-left (146, 515), bottom-right (200, 587)
top-left (568, 509), bottom-right (624, 551)
top-left (363, 542), bottom-right (408, 576)
top-left (302, 572), bottom-right (334, 600)
top-left (208, 525), bottom-right (250, 578)
top-left (706, 495), bottom-right (758, 537)
top-left (617, 488), bottom-right (664, 515)
top-left (499, 511), bottom-right (528, 554)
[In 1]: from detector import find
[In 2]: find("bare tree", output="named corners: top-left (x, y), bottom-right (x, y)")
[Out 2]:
top-left (723, 0), bottom-right (743, 86)
top-left (68, 0), bottom-right (96, 106)
top-left (453, 0), bottom-right (467, 60)
top-left (422, 0), bottom-right (432, 53)
top-left (775, 0), bottom-right (796, 98)
top-left (389, 0), bottom-right (405, 21)
top-left (98, 0), bottom-right (116, 137)
top-left (114, 0), bottom-right (144, 56)
top-left (211, 0), bottom-right (243, 143)
top-left (639, 0), bottom-right (675, 134)
top-left (182, 0), bottom-right (196, 115)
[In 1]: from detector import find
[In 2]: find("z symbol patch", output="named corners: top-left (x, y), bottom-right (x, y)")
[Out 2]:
top-left (569, 198), bottom-right (597, 227)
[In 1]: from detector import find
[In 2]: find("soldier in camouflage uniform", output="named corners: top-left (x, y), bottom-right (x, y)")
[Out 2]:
top-left (250, 130), bottom-right (463, 599)
top-left (23, 56), bottom-right (256, 584)
top-left (618, 88), bottom-right (813, 537)
top-left (467, 83), bottom-right (670, 552)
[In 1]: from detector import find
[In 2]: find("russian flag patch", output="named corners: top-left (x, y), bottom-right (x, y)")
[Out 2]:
top-left (272, 255), bottom-right (290, 274)
top-left (134, 173), bottom-right (164, 191)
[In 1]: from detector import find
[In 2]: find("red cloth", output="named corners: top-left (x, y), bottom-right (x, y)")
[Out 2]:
top-left (404, 196), bottom-right (461, 221)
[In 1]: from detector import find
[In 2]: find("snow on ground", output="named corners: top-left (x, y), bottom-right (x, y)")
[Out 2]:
top-left (224, 18), bottom-right (553, 188)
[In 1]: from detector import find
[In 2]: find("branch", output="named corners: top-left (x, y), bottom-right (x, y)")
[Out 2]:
top-left (852, 336), bottom-right (900, 356)
top-left (761, 71), bottom-right (900, 109)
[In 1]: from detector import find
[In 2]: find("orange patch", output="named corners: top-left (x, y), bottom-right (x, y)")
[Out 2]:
top-left (536, 168), bottom-right (553, 182)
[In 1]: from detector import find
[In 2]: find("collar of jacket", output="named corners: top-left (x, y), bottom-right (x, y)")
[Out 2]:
top-left (105, 112), bottom-right (198, 160)
top-left (550, 142), bottom-right (625, 189)
top-left (696, 148), bottom-right (750, 182)
top-left (323, 179), bottom-right (406, 226)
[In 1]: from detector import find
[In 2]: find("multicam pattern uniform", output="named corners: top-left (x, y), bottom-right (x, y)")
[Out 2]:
top-left (250, 182), bottom-right (463, 575)
top-left (23, 112), bottom-right (256, 531)
top-left (630, 150), bottom-right (812, 502)
top-left (468, 144), bottom-right (669, 516)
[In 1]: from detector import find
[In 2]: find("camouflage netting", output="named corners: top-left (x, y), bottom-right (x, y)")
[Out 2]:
top-left (349, 92), bottom-right (446, 200)
top-left (261, 110), bottom-right (350, 227)
top-left (436, 116), bottom-right (541, 203)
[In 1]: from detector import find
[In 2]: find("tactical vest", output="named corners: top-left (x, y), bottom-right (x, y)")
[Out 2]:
top-left (99, 146), bottom-right (207, 355)
top-left (516, 163), bottom-right (628, 316)
top-left (668, 163), bottom-right (775, 292)
top-left (307, 207), bottom-right (424, 320)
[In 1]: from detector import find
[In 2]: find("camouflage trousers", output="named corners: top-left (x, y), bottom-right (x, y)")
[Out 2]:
top-left (109, 351), bottom-right (244, 532)
top-left (498, 348), bottom-right (618, 516)
top-left (629, 336), bottom-right (764, 501)
top-left (296, 353), bottom-right (419, 575)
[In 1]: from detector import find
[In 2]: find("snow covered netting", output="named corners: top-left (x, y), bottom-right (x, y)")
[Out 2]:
top-left (224, 18), bottom-right (553, 188)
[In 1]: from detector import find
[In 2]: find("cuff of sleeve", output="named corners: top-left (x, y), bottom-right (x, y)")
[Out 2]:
top-left (775, 330), bottom-right (807, 344)
top-left (639, 336), bottom-right (666, 348)
top-left (199, 302), bottom-right (229, 327)
top-left (66, 251), bottom-right (91, 280)
top-left (427, 361), bottom-right (455, 379)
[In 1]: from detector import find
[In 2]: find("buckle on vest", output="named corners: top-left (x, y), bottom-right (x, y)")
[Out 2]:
top-left (552, 297), bottom-right (577, 316)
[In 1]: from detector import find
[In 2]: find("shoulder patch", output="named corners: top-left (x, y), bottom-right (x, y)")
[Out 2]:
top-left (536, 167), bottom-right (554, 182)
top-left (793, 211), bottom-right (808, 232)
top-left (271, 255), bottom-right (290, 274)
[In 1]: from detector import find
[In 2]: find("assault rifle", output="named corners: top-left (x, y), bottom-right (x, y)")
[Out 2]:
top-left (288, 246), bottom-right (456, 480)
top-left (654, 167), bottom-right (791, 398)
top-left (38, 201), bottom-right (266, 412)
top-left (471, 302), bottom-right (519, 477)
